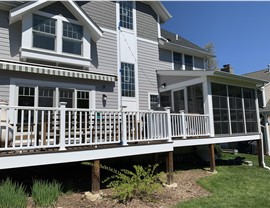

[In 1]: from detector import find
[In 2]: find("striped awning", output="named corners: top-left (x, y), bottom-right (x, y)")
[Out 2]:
top-left (0, 61), bottom-right (117, 82)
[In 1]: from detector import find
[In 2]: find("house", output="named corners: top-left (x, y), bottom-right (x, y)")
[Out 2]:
top-left (245, 68), bottom-right (270, 155)
top-left (0, 1), bottom-right (267, 192)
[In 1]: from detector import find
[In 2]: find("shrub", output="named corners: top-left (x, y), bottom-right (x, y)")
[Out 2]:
top-left (0, 178), bottom-right (27, 208)
top-left (32, 180), bottom-right (62, 208)
top-left (103, 164), bottom-right (162, 203)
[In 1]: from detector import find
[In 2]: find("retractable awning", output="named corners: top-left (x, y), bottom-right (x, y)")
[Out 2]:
top-left (0, 60), bottom-right (117, 82)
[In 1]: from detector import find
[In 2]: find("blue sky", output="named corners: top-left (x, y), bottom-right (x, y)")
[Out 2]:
top-left (162, 1), bottom-right (270, 75)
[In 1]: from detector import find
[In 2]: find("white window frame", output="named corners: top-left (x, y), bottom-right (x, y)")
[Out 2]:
top-left (9, 78), bottom-right (95, 109)
top-left (148, 92), bottom-right (159, 110)
top-left (21, 11), bottom-right (91, 67)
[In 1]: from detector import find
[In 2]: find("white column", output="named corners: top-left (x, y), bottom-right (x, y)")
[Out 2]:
top-left (165, 107), bottom-right (172, 142)
top-left (264, 114), bottom-right (270, 156)
top-left (59, 102), bottom-right (66, 151)
top-left (202, 77), bottom-right (214, 137)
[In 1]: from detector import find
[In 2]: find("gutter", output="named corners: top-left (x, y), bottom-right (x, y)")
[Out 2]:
top-left (260, 133), bottom-right (270, 170)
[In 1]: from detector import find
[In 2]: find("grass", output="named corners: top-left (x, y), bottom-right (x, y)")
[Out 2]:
top-left (177, 153), bottom-right (270, 208)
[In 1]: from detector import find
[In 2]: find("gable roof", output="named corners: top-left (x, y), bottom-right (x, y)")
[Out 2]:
top-left (9, 0), bottom-right (103, 42)
top-left (160, 29), bottom-right (214, 58)
top-left (244, 69), bottom-right (270, 82)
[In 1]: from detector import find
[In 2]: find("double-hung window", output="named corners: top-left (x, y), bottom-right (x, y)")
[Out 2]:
top-left (173, 52), bottom-right (182, 70)
top-left (62, 22), bottom-right (83, 55)
top-left (185, 55), bottom-right (193, 70)
top-left (121, 63), bottom-right (135, 97)
top-left (32, 14), bottom-right (83, 56)
top-left (33, 14), bottom-right (56, 51)
top-left (120, 1), bottom-right (133, 30)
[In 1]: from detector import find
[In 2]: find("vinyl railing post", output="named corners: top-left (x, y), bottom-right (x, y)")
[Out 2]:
top-left (180, 110), bottom-right (187, 139)
top-left (165, 107), bottom-right (172, 142)
top-left (59, 102), bottom-right (67, 151)
top-left (121, 106), bottom-right (128, 146)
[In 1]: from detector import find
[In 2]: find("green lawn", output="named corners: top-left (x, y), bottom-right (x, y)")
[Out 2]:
top-left (176, 153), bottom-right (270, 208)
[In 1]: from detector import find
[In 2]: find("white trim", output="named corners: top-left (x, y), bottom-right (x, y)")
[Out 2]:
top-left (148, 92), bottom-right (158, 110)
top-left (173, 134), bottom-right (260, 148)
top-left (101, 27), bottom-right (117, 35)
top-left (133, 1), bottom-right (139, 110)
top-left (0, 143), bottom-right (173, 169)
top-left (10, 0), bottom-right (103, 42)
top-left (10, 78), bottom-right (96, 109)
top-left (137, 37), bottom-right (158, 45)
top-left (157, 15), bottom-right (161, 38)
top-left (171, 51), bottom-right (174, 70)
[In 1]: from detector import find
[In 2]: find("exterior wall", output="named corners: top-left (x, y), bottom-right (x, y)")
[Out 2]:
top-left (137, 40), bottom-right (159, 110)
top-left (79, 1), bottom-right (116, 31)
top-left (264, 85), bottom-right (270, 107)
top-left (136, 2), bottom-right (158, 42)
top-left (1, 71), bottom-right (118, 109)
top-left (158, 48), bottom-right (172, 71)
top-left (40, 2), bottom-right (76, 20)
top-left (0, 10), bottom-right (21, 61)
top-left (0, 75), bottom-right (10, 103)
top-left (89, 31), bottom-right (118, 76)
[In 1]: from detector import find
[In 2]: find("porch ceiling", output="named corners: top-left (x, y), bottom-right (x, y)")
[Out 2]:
top-left (0, 59), bottom-right (117, 82)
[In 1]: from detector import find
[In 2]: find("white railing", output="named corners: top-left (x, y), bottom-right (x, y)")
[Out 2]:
top-left (0, 103), bottom-right (211, 152)
top-left (123, 110), bottom-right (170, 143)
top-left (171, 112), bottom-right (210, 138)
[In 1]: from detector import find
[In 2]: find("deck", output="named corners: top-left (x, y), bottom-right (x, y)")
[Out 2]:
top-left (0, 103), bottom-right (261, 169)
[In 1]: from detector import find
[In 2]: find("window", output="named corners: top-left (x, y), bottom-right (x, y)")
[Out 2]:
top-left (243, 88), bottom-right (257, 133)
top-left (160, 91), bottom-right (171, 108)
top-left (187, 84), bottom-right (203, 114)
top-left (38, 87), bottom-right (54, 107)
top-left (212, 83), bottom-right (229, 135)
top-left (63, 22), bottom-right (83, 55)
top-left (194, 56), bottom-right (204, 69)
top-left (59, 89), bottom-right (73, 108)
top-left (173, 52), bottom-right (182, 70)
top-left (120, 1), bottom-right (133, 30)
top-left (173, 90), bottom-right (185, 113)
top-left (18, 86), bottom-right (35, 107)
top-left (228, 86), bottom-right (244, 134)
top-left (121, 63), bottom-right (135, 97)
top-left (33, 15), bottom-right (56, 51)
top-left (211, 83), bottom-right (258, 135)
top-left (149, 94), bottom-right (158, 110)
top-left (77, 91), bottom-right (89, 109)
top-left (185, 55), bottom-right (193, 70)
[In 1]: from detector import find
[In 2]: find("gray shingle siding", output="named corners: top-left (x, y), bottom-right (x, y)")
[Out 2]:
top-left (136, 2), bottom-right (158, 42)
top-left (0, 10), bottom-right (21, 61)
top-left (137, 40), bottom-right (159, 110)
top-left (89, 31), bottom-right (118, 76)
top-left (79, 1), bottom-right (116, 31)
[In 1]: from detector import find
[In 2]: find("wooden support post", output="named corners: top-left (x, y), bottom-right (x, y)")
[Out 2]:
top-left (91, 160), bottom-right (100, 193)
top-left (166, 151), bottom-right (174, 185)
top-left (257, 139), bottom-right (264, 168)
top-left (209, 144), bottom-right (216, 172)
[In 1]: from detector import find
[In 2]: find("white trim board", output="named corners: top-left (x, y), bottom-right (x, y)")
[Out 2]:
top-left (0, 143), bottom-right (173, 169)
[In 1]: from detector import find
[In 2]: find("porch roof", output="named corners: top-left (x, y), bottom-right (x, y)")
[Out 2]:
top-left (0, 59), bottom-right (117, 82)
top-left (157, 70), bottom-right (267, 87)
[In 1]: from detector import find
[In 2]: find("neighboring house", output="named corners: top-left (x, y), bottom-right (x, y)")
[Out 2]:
top-left (0, 1), bottom-right (267, 190)
top-left (245, 68), bottom-right (270, 155)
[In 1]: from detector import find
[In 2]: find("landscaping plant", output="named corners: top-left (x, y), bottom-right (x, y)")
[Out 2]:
top-left (103, 164), bottom-right (162, 203)
top-left (32, 180), bottom-right (62, 208)
top-left (0, 178), bottom-right (27, 208)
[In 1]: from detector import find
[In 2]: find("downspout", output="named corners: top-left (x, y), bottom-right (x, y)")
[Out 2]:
top-left (260, 132), bottom-right (270, 170)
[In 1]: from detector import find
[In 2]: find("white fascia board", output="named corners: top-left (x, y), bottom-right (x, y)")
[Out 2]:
top-left (62, 0), bottom-right (103, 42)
top-left (149, 2), bottom-right (172, 23)
top-left (9, 1), bottom-right (51, 25)
top-left (0, 143), bottom-right (173, 169)
top-left (157, 69), bottom-right (213, 77)
top-left (173, 134), bottom-right (260, 147)
top-left (9, 0), bottom-right (103, 42)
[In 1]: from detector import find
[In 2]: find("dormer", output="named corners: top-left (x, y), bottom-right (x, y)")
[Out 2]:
top-left (9, 1), bottom-right (103, 68)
